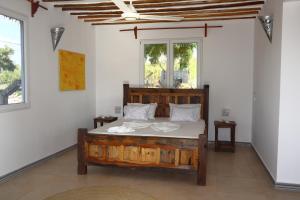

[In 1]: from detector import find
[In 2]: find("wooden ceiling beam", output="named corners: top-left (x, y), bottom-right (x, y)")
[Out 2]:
top-left (71, 6), bottom-right (261, 16)
top-left (44, 0), bottom-right (264, 25)
top-left (54, 0), bottom-right (214, 7)
top-left (45, 0), bottom-right (252, 4)
top-left (54, 0), bottom-right (260, 9)
top-left (91, 16), bottom-right (256, 25)
top-left (71, 10), bottom-right (123, 15)
top-left (78, 7), bottom-right (260, 19)
top-left (43, 0), bottom-right (80, 1)
top-left (84, 10), bottom-right (258, 22)
top-left (61, 1), bottom-right (264, 11)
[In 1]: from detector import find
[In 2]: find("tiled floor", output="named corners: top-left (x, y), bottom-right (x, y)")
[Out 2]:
top-left (0, 145), bottom-right (300, 200)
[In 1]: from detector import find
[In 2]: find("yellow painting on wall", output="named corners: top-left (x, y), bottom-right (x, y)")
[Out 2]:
top-left (59, 50), bottom-right (85, 91)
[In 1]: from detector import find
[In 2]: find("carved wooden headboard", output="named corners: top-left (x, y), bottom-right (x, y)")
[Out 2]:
top-left (123, 84), bottom-right (209, 126)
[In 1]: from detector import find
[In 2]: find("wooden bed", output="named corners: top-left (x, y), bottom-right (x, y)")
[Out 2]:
top-left (77, 84), bottom-right (209, 185)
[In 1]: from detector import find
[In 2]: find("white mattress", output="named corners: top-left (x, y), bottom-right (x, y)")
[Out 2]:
top-left (88, 118), bottom-right (206, 139)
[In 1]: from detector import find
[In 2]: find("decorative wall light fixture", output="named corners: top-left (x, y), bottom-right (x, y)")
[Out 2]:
top-left (258, 15), bottom-right (273, 43)
top-left (51, 27), bottom-right (65, 51)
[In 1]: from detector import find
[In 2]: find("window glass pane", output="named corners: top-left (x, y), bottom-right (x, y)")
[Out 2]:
top-left (0, 14), bottom-right (24, 105)
top-left (144, 43), bottom-right (167, 88)
top-left (173, 42), bottom-right (198, 88)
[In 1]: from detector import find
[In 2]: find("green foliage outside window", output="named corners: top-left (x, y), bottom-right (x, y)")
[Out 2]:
top-left (145, 43), bottom-right (196, 69)
top-left (144, 44), bottom-right (167, 65)
top-left (0, 14), bottom-right (24, 105)
top-left (144, 44), bottom-right (167, 88)
top-left (0, 46), bottom-right (19, 87)
top-left (0, 46), bottom-right (22, 103)
top-left (144, 42), bottom-right (198, 88)
top-left (0, 46), bottom-right (17, 72)
top-left (173, 43), bottom-right (196, 70)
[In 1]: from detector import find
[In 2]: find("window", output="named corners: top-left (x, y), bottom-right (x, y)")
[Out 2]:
top-left (141, 39), bottom-right (201, 88)
top-left (0, 8), bottom-right (28, 111)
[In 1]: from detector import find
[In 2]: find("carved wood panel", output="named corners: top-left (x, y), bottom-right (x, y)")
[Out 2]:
top-left (180, 149), bottom-right (193, 165)
top-left (123, 146), bottom-right (139, 162)
top-left (86, 143), bottom-right (198, 169)
top-left (88, 144), bottom-right (99, 158)
top-left (140, 147), bottom-right (160, 164)
top-left (107, 145), bottom-right (124, 161)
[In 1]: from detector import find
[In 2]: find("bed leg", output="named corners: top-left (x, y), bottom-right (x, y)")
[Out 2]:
top-left (78, 128), bottom-right (87, 175)
top-left (197, 134), bottom-right (207, 185)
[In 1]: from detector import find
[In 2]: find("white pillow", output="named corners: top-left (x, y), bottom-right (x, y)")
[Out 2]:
top-left (169, 103), bottom-right (201, 115)
top-left (128, 103), bottom-right (157, 120)
top-left (124, 104), bottom-right (150, 120)
top-left (169, 103), bottom-right (201, 122)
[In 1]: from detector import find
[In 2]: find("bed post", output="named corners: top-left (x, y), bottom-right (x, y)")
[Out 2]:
top-left (197, 84), bottom-right (209, 185)
top-left (203, 85), bottom-right (209, 129)
top-left (78, 128), bottom-right (87, 175)
top-left (123, 84), bottom-right (129, 116)
top-left (123, 84), bottom-right (129, 113)
top-left (198, 132), bottom-right (208, 185)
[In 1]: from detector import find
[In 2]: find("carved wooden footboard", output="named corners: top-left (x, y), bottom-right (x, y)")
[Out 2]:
top-left (78, 129), bottom-right (207, 185)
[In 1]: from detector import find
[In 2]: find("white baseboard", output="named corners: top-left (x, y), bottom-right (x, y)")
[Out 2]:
top-left (275, 182), bottom-right (300, 191)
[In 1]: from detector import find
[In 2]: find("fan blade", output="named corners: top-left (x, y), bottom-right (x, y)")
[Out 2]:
top-left (139, 15), bottom-right (184, 21)
top-left (129, 0), bottom-right (137, 13)
top-left (100, 17), bottom-right (124, 23)
top-left (111, 0), bottom-right (132, 13)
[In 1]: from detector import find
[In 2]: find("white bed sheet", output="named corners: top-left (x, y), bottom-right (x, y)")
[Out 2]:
top-left (88, 118), bottom-right (206, 139)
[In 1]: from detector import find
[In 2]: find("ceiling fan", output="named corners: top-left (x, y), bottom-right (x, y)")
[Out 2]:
top-left (101, 0), bottom-right (184, 23)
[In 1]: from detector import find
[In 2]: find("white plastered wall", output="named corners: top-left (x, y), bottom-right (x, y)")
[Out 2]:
top-left (277, 0), bottom-right (300, 185)
top-left (252, 0), bottom-right (283, 180)
top-left (95, 20), bottom-right (254, 142)
top-left (0, 0), bottom-right (95, 177)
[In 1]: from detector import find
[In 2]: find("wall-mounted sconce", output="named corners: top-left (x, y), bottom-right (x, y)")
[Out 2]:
top-left (51, 27), bottom-right (65, 51)
top-left (258, 15), bottom-right (273, 43)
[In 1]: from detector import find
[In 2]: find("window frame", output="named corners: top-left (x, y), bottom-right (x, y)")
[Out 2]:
top-left (0, 7), bottom-right (30, 113)
top-left (140, 38), bottom-right (202, 88)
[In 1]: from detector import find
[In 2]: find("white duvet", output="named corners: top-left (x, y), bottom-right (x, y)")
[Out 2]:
top-left (107, 121), bottom-right (180, 133)
top-left (122, 121), bottom-right (152, 129)
top-left (107, 126), bottom-right (135, 133)
top-left (89, 118), bottom-right (206, 139)
top-left (150, 122), bottom-right (180, 132)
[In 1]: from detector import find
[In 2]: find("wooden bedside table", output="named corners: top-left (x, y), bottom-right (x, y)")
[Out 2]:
top-left (214, 120), bottom-right (237, 152)
top-left (94, 116), bottom-right (118, 128)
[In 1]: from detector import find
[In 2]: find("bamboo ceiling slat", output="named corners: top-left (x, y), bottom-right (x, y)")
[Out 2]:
top-left (53, 0), bottom-right (261, 9)
top-left (84, 10), bottom-right (258, 22)
top-left (44, 0), bottom-right (73, 1)
top-left (91, 16), bottom-right (256, 25)
top-left (69, 5), bottom-right (263, 16)
top-left (77, 8), bottom-right (260, 19)
top-left (61, 1), bottom-right (264, 11)
top-left (45, 0), bottom-right (255, 4)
